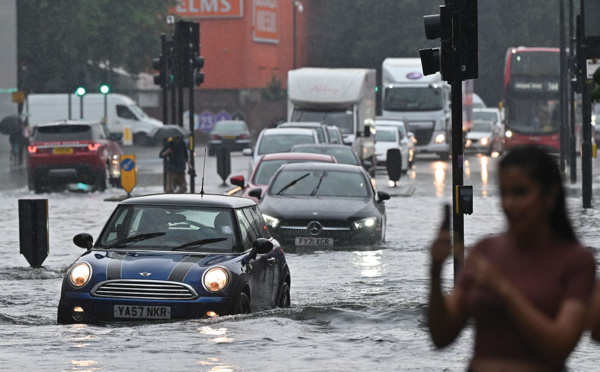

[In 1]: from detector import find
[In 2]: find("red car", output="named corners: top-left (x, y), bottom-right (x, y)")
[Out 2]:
top-left (27, 120), bottom-right (122, 193)
top-left (230, 152), bottom-right (337, 201)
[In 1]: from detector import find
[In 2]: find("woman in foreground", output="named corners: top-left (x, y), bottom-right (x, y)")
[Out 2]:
top-left (428, 145), bottom-right (596, 372)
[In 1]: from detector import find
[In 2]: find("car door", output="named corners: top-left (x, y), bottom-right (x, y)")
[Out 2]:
top-left (236, 207), bottom-right (277, 310)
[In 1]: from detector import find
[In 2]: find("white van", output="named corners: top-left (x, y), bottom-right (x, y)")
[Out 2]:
top-left (25, 93), bottom-right (163, 145)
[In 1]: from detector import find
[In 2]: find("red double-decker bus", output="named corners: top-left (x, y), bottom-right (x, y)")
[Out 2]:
top-left (502, 47), bottom-right (561, 152)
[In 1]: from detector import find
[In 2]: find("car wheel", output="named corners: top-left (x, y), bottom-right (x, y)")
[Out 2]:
top-left (133, 132), bottom-right (153, 146)
top-left (57, 301), bottom-right (74, 325)
top-left (29, 176), bottom-right (43, 194)
top-left (277, 282), bottom-right (291, 308)
top-left (96, 169), bottom-right (107, 192)
top-left (232, 292), bottom-right (251, 314)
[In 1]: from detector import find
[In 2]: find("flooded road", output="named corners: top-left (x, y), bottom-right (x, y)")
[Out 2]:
top-left (1, 143), bottom-right (600, 371)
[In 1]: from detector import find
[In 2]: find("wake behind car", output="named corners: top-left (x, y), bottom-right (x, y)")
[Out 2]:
top-left (251, 163), bottom-right (390, 247)
top-left (27, 120), bottom-right (122, 193)
top-left (57, 193), bottom-right (291, 324)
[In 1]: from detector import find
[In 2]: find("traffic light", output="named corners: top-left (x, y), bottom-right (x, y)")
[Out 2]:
top-left (193, 56), bottom-right (205, 86)
top-left (460, 0), bottom-right (478, 80)
top-left (419, 5), bottom-right (453, 82)
top-left (152, 55), bottom-right (166, 88)
top-left (100, 84), bottom-right (110, 94)
top-left (75, 87), bottom-right (86, 96)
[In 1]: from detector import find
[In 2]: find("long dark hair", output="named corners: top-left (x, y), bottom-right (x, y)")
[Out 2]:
top-left (499, 145), bottom-right (577, 242)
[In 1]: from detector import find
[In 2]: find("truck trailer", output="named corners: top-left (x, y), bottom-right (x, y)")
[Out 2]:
top-left (381, 58), bottom-right (451, 159)
top-left (287, 67), bottom-right (376, 175)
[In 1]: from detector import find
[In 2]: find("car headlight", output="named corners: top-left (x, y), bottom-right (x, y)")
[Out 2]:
top-left (69, 262), bottom-right (92, 288)
top-left (263, 214), bottom-right (280, 228)
top-left (203, 267), bottom-right (230, 292)
top-left (505, 130), bottom-right (513, 138)
top-left (434, 133), bottom-right (446, 144)
top-left (480, 137), bottom-right (489, 146)
top-left (353, 217), bottom-right (378, 229)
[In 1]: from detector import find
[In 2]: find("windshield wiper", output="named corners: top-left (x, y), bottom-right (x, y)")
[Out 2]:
top-left (310, 171), bottom-right (326, 196)
top-left (275, 173), bottom-right (310, 195)
top-left (105, 232), bottom-right (166, 248)
top-left (172, 237), bottom-right (228, 251)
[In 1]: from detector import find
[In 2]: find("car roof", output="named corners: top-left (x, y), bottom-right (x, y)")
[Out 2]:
top-left (118, 193), bottom-right (257, 209)
top-left (375, 118), bottom-right (406, 126)
top-left (292, 143), bottom-right (353, 150)
top-left (277, 122), bottom-right (326, 128)
top-left (472, 108), bottom-right (500, 113)
top-left (36, 120), bottom-right (103, 127)
top-left (260, 152), bottom-right (336, 161)
top-left (277, 162), bottom-right (364, 173)
top-left (375, 125), bottom-right (399, 131)
top-left (261, 127), bottom-right (317, 136)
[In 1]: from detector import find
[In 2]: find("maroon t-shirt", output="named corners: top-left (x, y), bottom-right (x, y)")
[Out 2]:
top-left (457, 233), bottom-right (596, 363)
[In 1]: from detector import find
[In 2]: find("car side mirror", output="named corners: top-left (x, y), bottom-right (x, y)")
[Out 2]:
top-left (110, 133), bottom-right (123, 142)
top-left (377, 191), bottom-right (391, 202)
top-left (73, 233), bottom-right (93, 249)
top-left (244, 238), bottom-right (274, 264)
top-left (248, 188), bottom-right (263, 199)
top-left (362, 160), bottom-right (372, 171)
top-left (242, 148), bottom-right (253, 156)
top-left (229, 175), bottom-right (245, 188)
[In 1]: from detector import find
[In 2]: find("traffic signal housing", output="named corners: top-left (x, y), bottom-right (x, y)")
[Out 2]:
top-left (592, 67), bottom-right (600, 102)
top-left (460, 0), bottom-right (478, 80)
top-left (419, 5), bottom-right (453, 82)
top-left (152, 55), bottom-right (167, 88)
top-left (193, 56), bottom-right (205, 86)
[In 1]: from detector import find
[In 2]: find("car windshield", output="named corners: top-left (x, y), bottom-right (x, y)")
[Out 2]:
top-left (96, 205), bottom-right (238, 252)
top-left (33, 125), bottom-right (93, 142)
top-left (375, 129), bottom-right (397, 142)
top-left (254, 158), bottom-right (332, 185)
top-left (472, 122), bottom-right (493, 132)
top-left (472, 111), bottom-right (499, 123)
top-left (270, 169), bottom-right (369, 197)
top-left (257, 134), bottom-right (316, 155)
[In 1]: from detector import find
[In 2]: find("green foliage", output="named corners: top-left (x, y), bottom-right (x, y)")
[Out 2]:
top-left (17, 0), bottom-right (176, 93)
top-left (261, 75), bottom-right (286, 101)
top-left (306, 0), bottom-right (562, 107)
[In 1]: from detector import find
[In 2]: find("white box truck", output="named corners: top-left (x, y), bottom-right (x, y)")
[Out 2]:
top-left (381, 58), bottom-right (451, 159)
top-left (25, 93), bottom-right (163, 145)
top-left (287, 67), bottom-right (376, 175)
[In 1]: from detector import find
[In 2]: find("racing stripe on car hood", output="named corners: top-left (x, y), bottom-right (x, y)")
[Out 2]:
top-left (106, 251), bottom-right (127, 280)
top-left (168, 255), bottom-right (205, 282)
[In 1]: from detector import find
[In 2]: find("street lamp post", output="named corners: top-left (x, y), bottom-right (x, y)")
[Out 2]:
top-left (292, 1), bottom-right (303, 69)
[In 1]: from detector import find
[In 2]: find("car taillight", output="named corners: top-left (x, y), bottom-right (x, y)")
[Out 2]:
top-left (88, 143), bottom-right (101, 151)
top-left (239, 134), bottom-right (247, 139)
top-left (211, 134), bottom-right (220, 140)
top-left (28, 145), bottom-right (37, 153)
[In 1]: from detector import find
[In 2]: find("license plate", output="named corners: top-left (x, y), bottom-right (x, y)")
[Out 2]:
top-left (53, 147), bottom-right (73, 154)
top-left (295, 237), bottom-right (334, 246)
top-left (114, 305), bottom-right (171, 319)
top-left (223, 136), bottom-right (236, 139)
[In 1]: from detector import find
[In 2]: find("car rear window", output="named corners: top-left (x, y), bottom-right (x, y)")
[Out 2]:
top-left (212, 122), bottom-right (247, 133)
top-left (33, 125), bottom-right (93, 142)
top-left (375, 129), bottom-right (397, 142)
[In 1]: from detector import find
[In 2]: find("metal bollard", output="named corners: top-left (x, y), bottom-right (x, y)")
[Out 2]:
top-left (18, 199), bottom-right (49, 268)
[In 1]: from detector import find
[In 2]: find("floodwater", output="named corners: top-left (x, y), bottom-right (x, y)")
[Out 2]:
top-left (2, 152), bottom-right (600, 371)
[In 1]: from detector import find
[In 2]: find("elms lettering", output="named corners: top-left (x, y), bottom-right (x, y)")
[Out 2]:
top-left (175, 0), bottom-right (243, 18)
top-left (309, 85), bottom-right (339, 96)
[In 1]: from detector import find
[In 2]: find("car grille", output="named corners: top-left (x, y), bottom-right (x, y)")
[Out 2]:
top-left (278, 220), bottom-right (350, 238)
top-left (91, 280), bottom-right (198, 300)
top-left (407, 121), bottom-right (435, 147)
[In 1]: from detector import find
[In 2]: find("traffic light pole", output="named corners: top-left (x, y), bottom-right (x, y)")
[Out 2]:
top-left (188, 57), bottom-right (196, 194)
top-left (449, 3), bottom-right (465, 283)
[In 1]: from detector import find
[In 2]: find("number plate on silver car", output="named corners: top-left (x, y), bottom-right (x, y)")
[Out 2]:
top-left (295, 237), bottom-right (333, 246)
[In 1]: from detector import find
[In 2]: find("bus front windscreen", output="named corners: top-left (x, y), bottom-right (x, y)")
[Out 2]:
top-left (291, 110), bottom-right (354, 135)
top-left (384, 86), bottom-right (443, 112)
top-left (506, 98), bottom-right (560, 134)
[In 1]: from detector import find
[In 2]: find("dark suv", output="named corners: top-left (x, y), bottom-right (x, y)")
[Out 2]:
top-left (27, 120), bottom-right (122, 193)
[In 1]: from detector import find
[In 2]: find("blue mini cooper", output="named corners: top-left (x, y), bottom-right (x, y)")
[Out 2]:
top-left (57, 193), bottom-right (291, 324)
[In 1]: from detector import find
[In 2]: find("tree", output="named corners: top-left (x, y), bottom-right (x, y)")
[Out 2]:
top-left (17, 0), bottom-right (177, 93)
